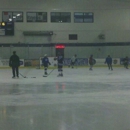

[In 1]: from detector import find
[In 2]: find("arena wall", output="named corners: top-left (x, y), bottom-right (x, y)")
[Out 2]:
top-left (0, 0), bottom-right (130, 43)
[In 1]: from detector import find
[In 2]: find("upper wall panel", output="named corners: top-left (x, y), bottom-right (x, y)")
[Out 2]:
top-left (1, 0), bottom-right (130, 10)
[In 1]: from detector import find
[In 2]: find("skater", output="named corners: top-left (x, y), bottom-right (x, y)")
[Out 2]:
top-left (57, 53), bottom-right (64, 77)
top-left (89, 55), bottom-right (95, 70)
top-left (9, 51), bottom-right (20, 78)
top-left (42, 54), bottom-right (51, 76)
top-left (123, 56), bottom-right (129, 69)
top-left (70, 54), bottom-right (77, 68)
top-left (105, 55), bottom-right (113, 70)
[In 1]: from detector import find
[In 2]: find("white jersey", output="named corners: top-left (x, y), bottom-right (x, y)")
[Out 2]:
top-left (71, 56), bottom-right (76, 62)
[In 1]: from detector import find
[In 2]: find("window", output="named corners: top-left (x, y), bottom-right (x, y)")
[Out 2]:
top-left (51, 12), bottom-right (71, 23)
top-left (27, 12), bottom-right (47, 22)
top-left (2, 11), bottom-right (23, 22)
top-left (74, 12), bottom-right (93, 23)
top-left (69, 34), bottom-right (78, 40)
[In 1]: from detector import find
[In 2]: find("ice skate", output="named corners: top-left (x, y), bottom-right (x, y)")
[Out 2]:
top-left (43, 72), bottom-right (48, 77)
top-left (57, 74), bottom-right (60, 77)
top-left (89, 68), bottom-right (92, 70)
top-left (57, 73), bottom-right (63, 77)
top-left (45, 72), bottom-right (48, 75)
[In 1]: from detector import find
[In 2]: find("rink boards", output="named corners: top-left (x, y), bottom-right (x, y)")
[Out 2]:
top-left (0, 59), bottom-right (24, 67)
top-left (0, 57), bottom-right (128, 67)
top-left (39, 57), bottom-right (121, 67)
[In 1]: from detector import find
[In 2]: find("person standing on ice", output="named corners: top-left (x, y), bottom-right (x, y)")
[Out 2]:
top-left (89, 55), bottom-right (95, 70)
top-left (70, 54), bottom-right (77, 68)
top-left (57, 52), bottom-right (64, 77)
top-left (42, 54), bottom-right (51, 75)
top-left (123, 56), bottom-right (129, 69)
top-left (9, 51), bottom-right (20, 78)
top-left (105, 55), bottom-right (113, 70)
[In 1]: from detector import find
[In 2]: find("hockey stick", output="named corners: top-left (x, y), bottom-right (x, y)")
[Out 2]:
top-left (19, 73), bottom-right (36, 78)
top-left (43, 68), bottom-right (55, 77)
top-left (19, 73), bottom-right (27, 78)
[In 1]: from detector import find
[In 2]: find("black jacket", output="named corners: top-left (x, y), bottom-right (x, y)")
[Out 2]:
top-left (9, 54), bottom-right (20, 67)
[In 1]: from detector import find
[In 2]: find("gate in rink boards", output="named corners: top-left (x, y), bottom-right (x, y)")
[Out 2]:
top-left (55, 44), bottom-right (65, 58)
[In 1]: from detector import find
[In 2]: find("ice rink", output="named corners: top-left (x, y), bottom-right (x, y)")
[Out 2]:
top-left (0, 66), bottom-right (130, 130)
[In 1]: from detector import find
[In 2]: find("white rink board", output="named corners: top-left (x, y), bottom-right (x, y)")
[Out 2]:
top-left (0, 59), bottom-right (24, 67)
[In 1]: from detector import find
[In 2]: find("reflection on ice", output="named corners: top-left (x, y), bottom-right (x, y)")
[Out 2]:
top-left (0, 67), bottom-right (129, 130)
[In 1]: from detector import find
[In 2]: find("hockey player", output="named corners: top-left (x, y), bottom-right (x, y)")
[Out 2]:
top-left (89, 55), bottom-right (95, 70)
top-left (9, 51), bottom-right (20, 78)
top-left (70, 54), bottom-right (77, 68)
top-left (42, 54), bottom-right (51, 76)
top-left (123, 56), bottom-right (129, 69)
top-left (105, 55), bottom-right (113, 70)
top-left (57, 53), bottom-right (64, 77)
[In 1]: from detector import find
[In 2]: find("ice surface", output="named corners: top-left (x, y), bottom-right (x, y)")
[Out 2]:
top-left (0, 67), bottom-right (130, 130)
top-left (0, 67), bottom-right (130, 84)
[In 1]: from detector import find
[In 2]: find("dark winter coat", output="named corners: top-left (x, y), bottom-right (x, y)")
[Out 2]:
top-left (89, 56), bottom-right (93, 65)
top-left (9, 54), bottom-right (20, 67)
top-left (105, 57), bottom-right (112, 64)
